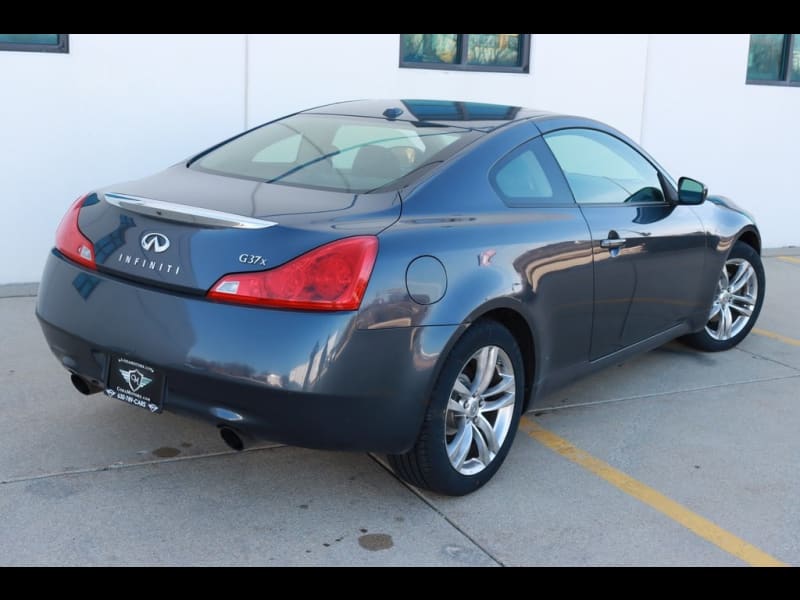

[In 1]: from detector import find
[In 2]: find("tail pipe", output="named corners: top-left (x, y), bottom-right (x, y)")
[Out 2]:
top-left (70, 373), bottom-right (103, 395)
top-left (219, 426), bottom-right (252, 452)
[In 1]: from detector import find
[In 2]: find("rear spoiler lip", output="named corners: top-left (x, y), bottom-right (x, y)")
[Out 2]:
top-left (103, 193), bottom-right (277, 230)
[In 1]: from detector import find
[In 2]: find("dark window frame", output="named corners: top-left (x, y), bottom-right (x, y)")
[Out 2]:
top-left (399, 34), bottom-right (530, 74)
top-left (0, 34), bottom-right (69, 54)
top-left (746, 34), bottom-right (798, 87)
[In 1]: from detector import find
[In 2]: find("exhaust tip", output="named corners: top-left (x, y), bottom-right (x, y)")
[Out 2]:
top-left (220, 426), bottom-right (245, 452)
top-left (71, 373), bottom-right (98, 395)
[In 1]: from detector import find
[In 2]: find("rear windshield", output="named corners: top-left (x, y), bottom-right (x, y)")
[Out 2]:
top-left (191, 113), bottom-right (482, 193)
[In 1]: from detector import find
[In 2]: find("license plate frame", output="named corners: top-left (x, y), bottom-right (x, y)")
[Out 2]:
top-left (105, 355), bottom-right (165, 413)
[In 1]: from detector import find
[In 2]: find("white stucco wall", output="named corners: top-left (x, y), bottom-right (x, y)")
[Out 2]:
top-left (0, 34), bottom-right (246, 284)
top-left (247, 34), bottom-right (648, 139)
top-left (641, 34), bottom-right (799, 247)
top-left (0, 33), bottom-right (796, 284)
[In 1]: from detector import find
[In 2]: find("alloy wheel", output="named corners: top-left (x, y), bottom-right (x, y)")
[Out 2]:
top-left (445, 345), bottom-right (516, 475)
top-left (705, 257), bottom-right (759, 341)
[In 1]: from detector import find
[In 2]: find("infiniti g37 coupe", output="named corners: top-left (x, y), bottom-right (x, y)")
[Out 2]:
top-left (36, 99), bottom-right (765, 495)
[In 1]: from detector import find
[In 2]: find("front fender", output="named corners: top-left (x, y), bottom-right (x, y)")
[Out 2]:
top-left (689, 196), bottom-right (761, 329)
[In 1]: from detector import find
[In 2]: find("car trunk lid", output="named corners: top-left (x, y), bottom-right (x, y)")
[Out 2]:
top-left (77, 166), bottom-right (401, 294)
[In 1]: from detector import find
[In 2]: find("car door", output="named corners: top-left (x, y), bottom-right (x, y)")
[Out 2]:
top-left (487, 135), bottom-right (594, 379)
top-left (542, 127), bottom-right (707, 360)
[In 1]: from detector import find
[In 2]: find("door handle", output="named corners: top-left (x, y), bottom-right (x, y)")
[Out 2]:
top-left (600, 238), bottom-right (627, 249)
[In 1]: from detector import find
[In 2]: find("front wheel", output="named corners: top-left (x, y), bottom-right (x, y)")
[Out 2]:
top-left (683, 241), bottom-right (765, 352)
top-left (388, 320), bottom-right (524, 496)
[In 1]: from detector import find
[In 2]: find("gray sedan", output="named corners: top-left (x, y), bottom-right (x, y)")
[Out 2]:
top-left (36, 99), bottom-right (764, 495)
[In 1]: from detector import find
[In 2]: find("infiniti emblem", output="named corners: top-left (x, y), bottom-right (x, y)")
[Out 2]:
top-left (141, 232), bottom-right (170, 253)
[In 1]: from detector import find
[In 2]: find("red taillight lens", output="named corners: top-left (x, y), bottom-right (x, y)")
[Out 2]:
top-left (207, 236), bottom-right (379, 311)
top-left (55, 195), bottom-right (96, 270)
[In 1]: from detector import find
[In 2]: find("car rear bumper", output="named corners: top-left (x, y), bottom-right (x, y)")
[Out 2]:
top-left (36, 251), bottom-right (462, 453)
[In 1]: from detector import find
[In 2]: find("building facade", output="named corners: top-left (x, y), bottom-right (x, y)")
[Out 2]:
top-left (1, 33), bottom-right (796, 284)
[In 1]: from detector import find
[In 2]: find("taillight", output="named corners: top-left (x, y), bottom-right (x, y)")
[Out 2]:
top-left (55, 194), bottom-right (96, 270)
top-left (207, 236), bottom-right (379, 311)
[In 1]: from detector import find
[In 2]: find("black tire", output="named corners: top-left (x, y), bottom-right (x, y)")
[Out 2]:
top-left (388, 320), bottom-right (525, 496)
top-left (682, 241), bottom-right (765, 352)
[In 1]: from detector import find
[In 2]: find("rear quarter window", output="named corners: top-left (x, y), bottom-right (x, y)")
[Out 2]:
top-left (489, 137), bottom-right (574, 207)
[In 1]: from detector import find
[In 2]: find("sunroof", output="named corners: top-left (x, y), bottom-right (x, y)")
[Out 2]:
top-left (403, 100), bottom-right (519, 122)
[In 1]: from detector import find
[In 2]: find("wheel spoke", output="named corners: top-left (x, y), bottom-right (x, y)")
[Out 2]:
top-left (729, 302), bottom-right (752, 316)
top-left (482, 373), bottom-right (514, 398)
top-left (474, 415), bottom-right (500, 454)
top-left (708, 301), bottom-right (721, 320)
top-left (481, 392), bottom-right (515, 413)
top-left (729, 262), bottom-right (753, 293)
top-left (469, 347), bottom-right (490, 396)
top-left (448, 421), bottom-right (473, 470)
top-left (720, 306), bottom-right (733, 338)
top-left (730, 293), bottom-right (755, 305)
top-left (448, 398), bottom-right (466, 414)
top-left (711, 308), bottom-right (725, 337)
top-left (452, 377), bottom-right (471, 398)
top-left (471, 423), bottom-right (491, 465)
top-left (471, 346), bottom-right (498, 395)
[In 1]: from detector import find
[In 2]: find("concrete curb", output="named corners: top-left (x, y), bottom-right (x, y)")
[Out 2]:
top-left (0, 282), bottom-right (38, 298)
top-left (763, 247), bottom-right (800, 257)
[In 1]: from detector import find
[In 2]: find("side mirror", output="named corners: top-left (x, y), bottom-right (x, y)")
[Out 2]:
top-left (677, 177), bottom-right (707, 205)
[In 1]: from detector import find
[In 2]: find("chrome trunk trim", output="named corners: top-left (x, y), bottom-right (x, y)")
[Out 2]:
top-left (104, 193), bottom-right (277, 230)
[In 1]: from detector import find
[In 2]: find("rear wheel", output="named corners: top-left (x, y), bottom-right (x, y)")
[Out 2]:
top-left (388, 320), bottom-right (524, 496)
top-left (683, 241), bottom-right (765, 352)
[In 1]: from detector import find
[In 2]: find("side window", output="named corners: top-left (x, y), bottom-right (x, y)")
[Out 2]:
top-left (490, 137), bottom-right (572, 207)
top-left (544, 129), bottom-right (665, 205)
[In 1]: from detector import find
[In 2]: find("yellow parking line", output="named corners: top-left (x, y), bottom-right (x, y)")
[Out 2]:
top-left (752, 328), bottom-right (800, 347)
top-left (776, 256), bottom-right (800, 265)
top-left (519, 417), bottom-right (787, 567)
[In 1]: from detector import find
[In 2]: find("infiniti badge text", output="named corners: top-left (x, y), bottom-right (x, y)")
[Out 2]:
top-left (116, 253), bottom-right (181, 275)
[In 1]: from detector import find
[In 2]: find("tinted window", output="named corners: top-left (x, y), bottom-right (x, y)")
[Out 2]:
top-left (193, 114), bottom-right (480, 193)
top-left (495, 150), bottom-right (552, 199)
top-left (747, 34), bottom-right (787, 81)
top-left (544, 129), bottom-right (665, 205)
top-left (330, 124), bottom-right (426, 170)
top-left (0, 34), bottom-right (68, 53)
top-left (745, 34), bottom-right (800, 85)
top-left (252, 134), bottom-right (301, 163)
top-left (400, 34), bottom-right (530, 73)
top-left (490, 137), bottom-right (572, 207)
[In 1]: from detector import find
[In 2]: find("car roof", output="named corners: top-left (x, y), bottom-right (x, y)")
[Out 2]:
top-left (303, 99), bottom-right (554, 132)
